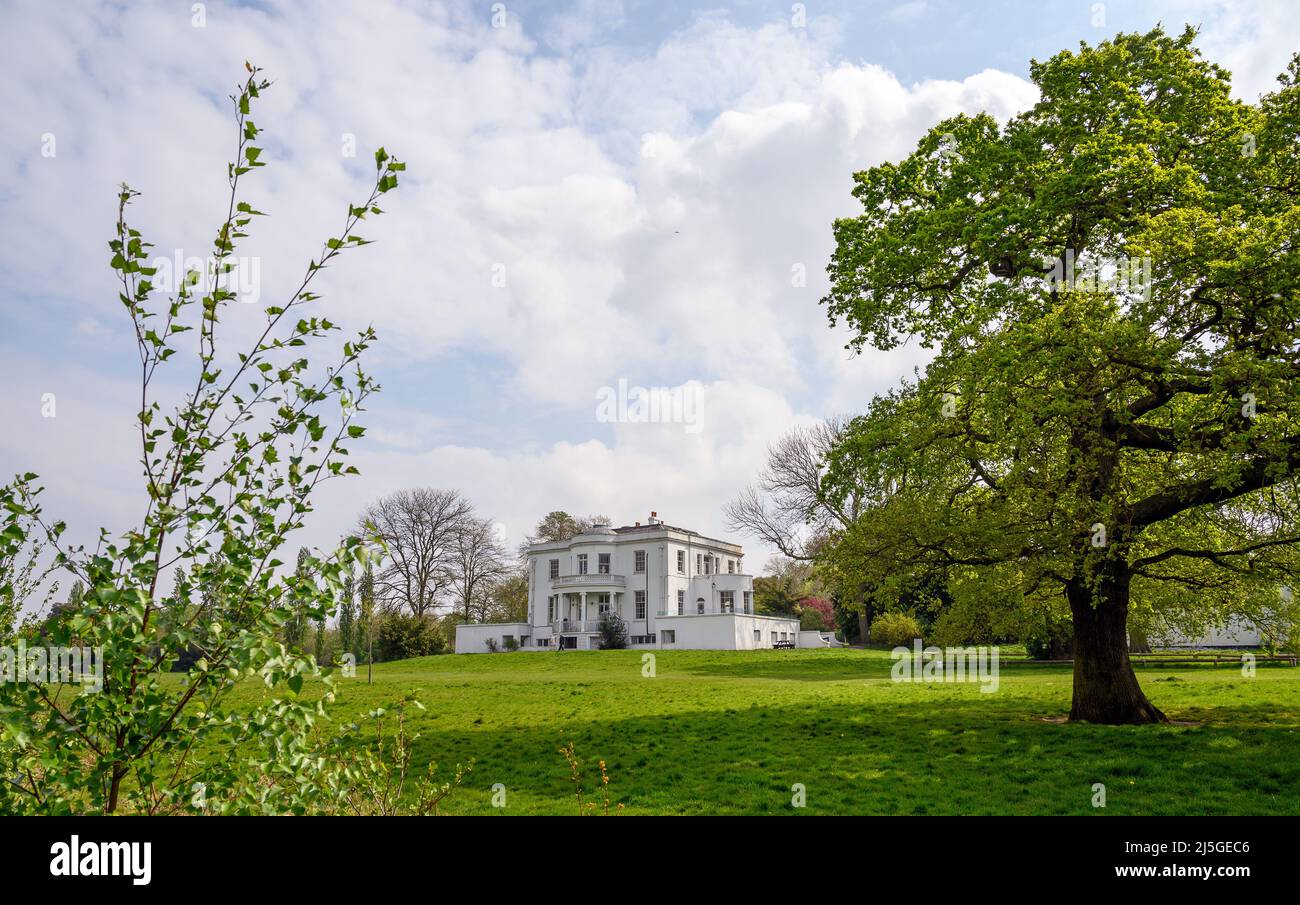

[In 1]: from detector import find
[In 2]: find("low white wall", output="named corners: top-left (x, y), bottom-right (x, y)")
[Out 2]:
top-left (797, 630), bottom-right (842, 648)
top-left (654, 613), bottom-right (799, 649)
top-left (455, 622), bottom-right (531, 653)
top-left (1158, 616), bottom-right (1263, 649)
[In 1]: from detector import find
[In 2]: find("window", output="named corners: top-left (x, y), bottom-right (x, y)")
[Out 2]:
top-left (771, 631), bottom-right (778, 643)
top-left (577, 553), bottom-right (588, 575)
top-left (697, 553), bottom-right (703, 573)
top-left (549, 558), bottom-right (559, 579)
top-left (661, 630), bottom-right (675, 644)
top-left (598, 597), bottom-right (611, 617)
top-left (754, 629), bottom-right (761, 643)
top-left (676, 590), bottom-right (685, 615)
top-left (634, 550), bottom-right (647, 573)
top-left (536, 637), bottom-right (551, 648)
top-left (703, 555), bottom-right (712, 575)
top-left (743, 591), bottom-right (752, 613)
top-left (547, 596), bottom-right (555, 622)
top-left (635, 591), bottom-right (646, 620)
top-left (696, 597), bottom-right (705, 615)
top-left (598, 553), bottom-right (611, 574)
top-left (728, 559), bottom-right (735, 574)
top-left (631, 634), bottom-right (656, 645)
top-left (720, 591), bottom-right (735, 613)
top-left (677, 550), bottom-right (686, 573)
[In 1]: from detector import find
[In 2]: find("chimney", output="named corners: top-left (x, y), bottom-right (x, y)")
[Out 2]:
top-left (635, 521), bottom-right (641, 527)
top-left (650, 511), bottom-right (658, 519)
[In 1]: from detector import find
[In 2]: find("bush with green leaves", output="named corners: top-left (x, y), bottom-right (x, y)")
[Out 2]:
top-left (597, 612), bottom-right (629, 650)
top-left (375, 612), bottom-right (445, 662)
top-left (869, 611), bottom-right (923, 647)
top-left (0, 65), bottom-right (411, 815)
top-left (1024, 616), bottom-right (1075, 661)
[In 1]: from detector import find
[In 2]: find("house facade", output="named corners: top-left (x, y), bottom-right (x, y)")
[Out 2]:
top-left (454, 514), bottom-right (806, 652)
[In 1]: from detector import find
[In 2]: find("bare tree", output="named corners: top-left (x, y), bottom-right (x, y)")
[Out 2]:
top-left (450, 516), bottom-right (509, 621)
top-left (357, 488), bottom-right (473, 618)
top-left (725, 417), bottom-right (862, 560)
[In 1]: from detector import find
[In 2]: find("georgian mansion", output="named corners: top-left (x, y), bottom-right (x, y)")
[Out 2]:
top-left (454, 513), bottom-right (819, 652)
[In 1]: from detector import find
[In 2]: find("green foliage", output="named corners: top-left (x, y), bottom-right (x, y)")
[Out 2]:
top-left (596, 612), bottom-right (629, 650)
top-left (489, 570), bottom-right (530, 623)
top-left (527, 511), bottom-right (613, 545)
top-left (819, 29), bottom-right (1300, 719)
top-left (531, 510), bottom-right (581, 543)
top-left (0, 65), bottom-right (408, 814)
top-left (375, 613), bottom-right (444, 662)
top-left (317, 695), bottom-right (471, 815)
top-left (0, 491), bottom-right (59, 642)
top-left (357, 565), bottom-right (375, 663)
top-left (337, 571), bottom-right (356, 660)
top-left (1024, 616), bottom-right (1075, 661)
top-left (285, 547), bottom-right (311, 653)
top-left (799, 608), bottom-right (825, 631)
top-left (870, 611), bottom-right (923, 647)
top-left (927, 570), bottom-right (1030, 647)
top-left (754, 557), bottom-right (818, 615)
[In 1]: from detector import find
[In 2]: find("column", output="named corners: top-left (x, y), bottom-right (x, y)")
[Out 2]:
top-left (580, 591), bottom-right (587, 627)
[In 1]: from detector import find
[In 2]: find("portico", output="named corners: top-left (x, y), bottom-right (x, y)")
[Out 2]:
top-left (456, 514), bottom-right (804, 652)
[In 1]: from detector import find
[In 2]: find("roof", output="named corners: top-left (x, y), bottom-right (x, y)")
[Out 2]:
top-left (527, 521), bottom-right (743, 553)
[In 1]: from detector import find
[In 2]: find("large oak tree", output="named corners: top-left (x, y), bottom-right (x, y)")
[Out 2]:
top-left (820, 29), bottom-right (1300, 723)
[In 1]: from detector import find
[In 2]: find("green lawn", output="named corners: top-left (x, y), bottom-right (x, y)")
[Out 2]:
top-left (225, 648), bottom-right (1300, 815)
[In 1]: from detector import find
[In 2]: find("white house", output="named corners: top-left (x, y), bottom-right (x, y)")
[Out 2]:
top-left (1157, 615), bottom-right (1263, 649)
top-left (455, 513), bottom-right (812, 652)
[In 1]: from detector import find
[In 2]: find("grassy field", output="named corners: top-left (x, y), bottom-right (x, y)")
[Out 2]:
top-left (224, 648), bottom-right (1300, 815)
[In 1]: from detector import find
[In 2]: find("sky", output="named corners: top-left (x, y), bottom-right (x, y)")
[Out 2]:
top-left (1, 0), bottom-right (1297, 578)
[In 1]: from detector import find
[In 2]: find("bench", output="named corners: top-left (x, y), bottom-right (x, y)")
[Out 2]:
top-left (772, 639), bottom-right (796, 649)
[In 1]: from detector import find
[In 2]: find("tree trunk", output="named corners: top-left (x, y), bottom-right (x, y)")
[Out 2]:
top-left (1066, 572), bottom-right (1166, 724)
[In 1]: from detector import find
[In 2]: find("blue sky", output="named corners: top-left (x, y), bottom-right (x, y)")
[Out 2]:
top-left (1, 0), bottom-right (1296, 566)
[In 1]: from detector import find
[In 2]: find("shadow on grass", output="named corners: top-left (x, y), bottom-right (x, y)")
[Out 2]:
top-left (673, 649), bottom-right (901, 682)
top-left (403, 694), bottom-right (1300, 816)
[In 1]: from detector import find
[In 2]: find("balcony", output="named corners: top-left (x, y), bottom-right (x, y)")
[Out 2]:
top-left (551, 573), bottom-right (627, 590)
top-left (656, 608), bottom-right (754, 617)
top-left (552, 619), bottom-right (606, 633)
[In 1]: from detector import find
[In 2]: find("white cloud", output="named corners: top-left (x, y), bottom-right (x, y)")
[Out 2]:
top-left (2, 0), bottom-right (1293, 578)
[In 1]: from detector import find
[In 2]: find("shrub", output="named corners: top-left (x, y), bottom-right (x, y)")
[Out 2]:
top-left (798, 596), bottom-right (834, 631)
top-left (502, 635), bottom-right (519, 652)
top-left (597, 613), bottom-right (629, 650)
top-left (870, 611), bottom-right (923, 647)
top-left (1024, 616), bottom-right (1074, 660)
top-left (376, 613), bottom-right (445, 662)
top-left (0, 67), bottom-right (408, 815)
